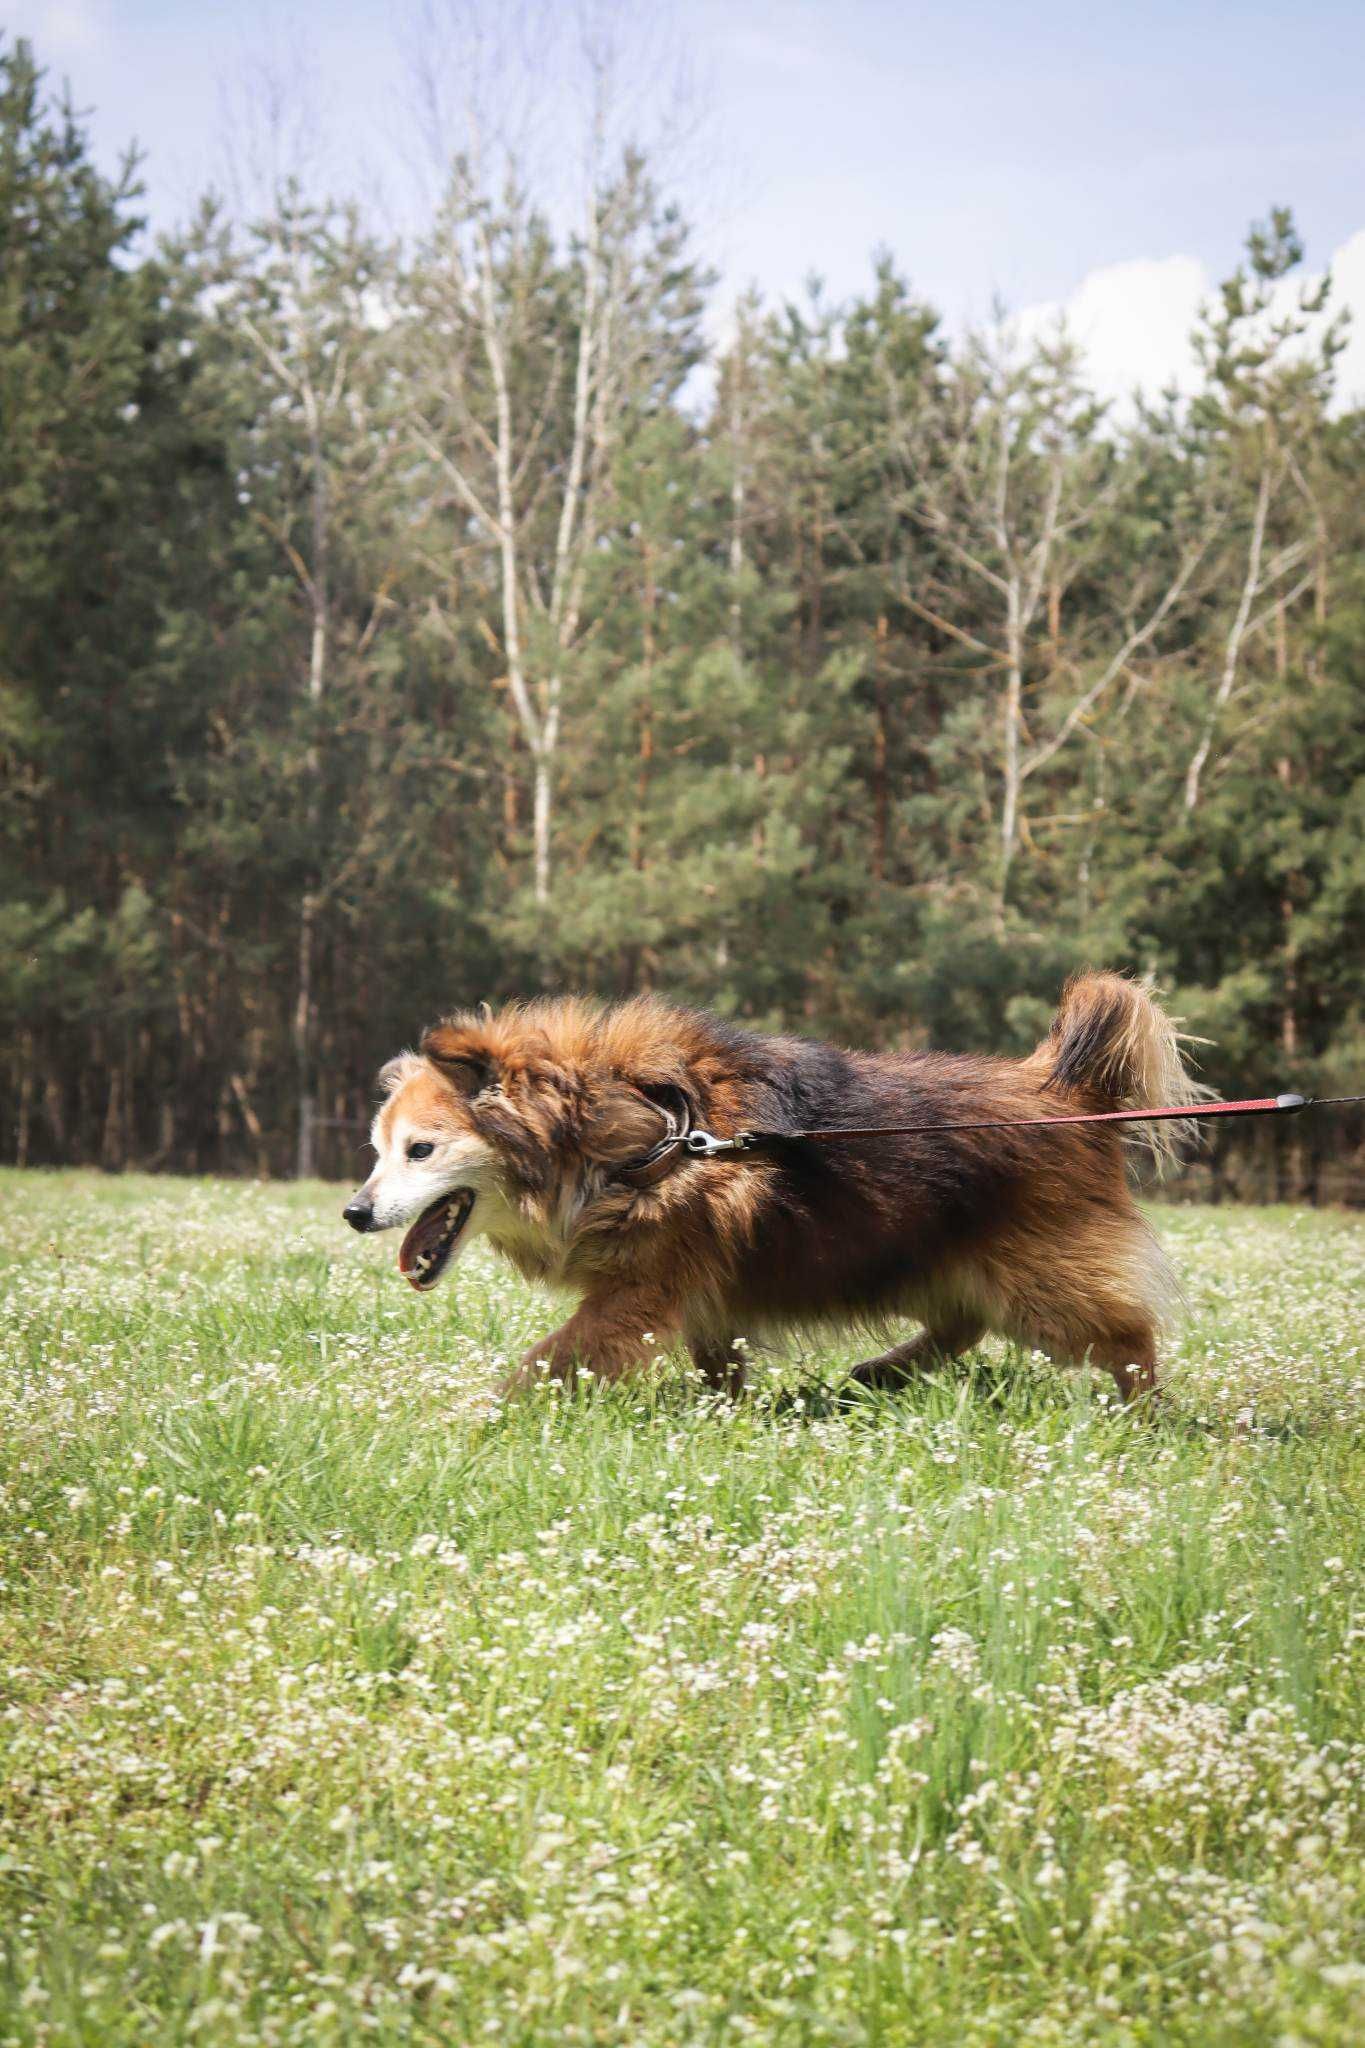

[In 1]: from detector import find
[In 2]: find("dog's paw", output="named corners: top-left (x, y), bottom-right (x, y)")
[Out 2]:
top-left (495, 1356), bottom-right (563, 1401)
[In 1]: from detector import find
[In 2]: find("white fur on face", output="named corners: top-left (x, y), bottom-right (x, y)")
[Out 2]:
top-left (359, 1111), bottom-right (497, 1231)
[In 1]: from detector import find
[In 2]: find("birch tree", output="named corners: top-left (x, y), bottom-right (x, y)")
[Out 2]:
top-left (402, 88), bottom-right (705, 909)
top-left (190, 189), bottom-right (399, 1175)
top-left (1182, 209), bottom-right (1344, 811)
top-left (894, 321), bottom-right (1212, 907)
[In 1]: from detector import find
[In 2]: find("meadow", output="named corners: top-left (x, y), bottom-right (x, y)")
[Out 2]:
top-left (1, 1170), bottom-right (1362, 2047)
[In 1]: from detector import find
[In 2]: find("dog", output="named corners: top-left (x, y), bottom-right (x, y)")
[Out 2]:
top-left (343, 973), bottom-right (1202, 1403)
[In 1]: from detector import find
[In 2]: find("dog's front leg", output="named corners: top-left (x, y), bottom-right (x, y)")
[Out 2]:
top-left (499, 1289), bottom-right (683, 1399)
top-left (688, 1334), bottom-right (748, 1400)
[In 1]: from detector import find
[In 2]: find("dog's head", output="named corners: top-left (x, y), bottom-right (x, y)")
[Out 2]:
top-left (342, 1002), bottom-right (698, 1290)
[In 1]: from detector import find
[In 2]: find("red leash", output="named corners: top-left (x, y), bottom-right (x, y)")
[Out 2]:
top-left (787, 1093), bottom-right (1308, 1139)
top-left (681, 1093), bottom-right (1365, 1158)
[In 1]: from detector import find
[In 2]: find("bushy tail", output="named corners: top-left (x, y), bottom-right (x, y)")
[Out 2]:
top-left (1033, 971), bottom-right (1210, 1174)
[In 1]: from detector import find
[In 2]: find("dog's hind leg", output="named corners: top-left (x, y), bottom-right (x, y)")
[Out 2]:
top-left (987, 1215), bottom-right (1169, 1407)
top-left (845, 1317), bottom-right (985, 1393)
top-left (1036, 1320), bottom-right (1162, 1407)
top-left (1089, 1326), bottom-right (1161, 1405)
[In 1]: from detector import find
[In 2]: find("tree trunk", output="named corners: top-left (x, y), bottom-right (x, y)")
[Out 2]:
top-left (632, 539), bottom-right (656, 874)
top-left (729, 364), bottom-right (746, 654)
top-left (231, 1072), bottom-right (273, 1180)
top-left (14, 1031), bottom-right (34, 1168)
top-left (531, 754), bottom-right (553, 909)
top-left (1276, 597), bottom-right (1306, 1198)
top-left (294, 893), bottom-right (317, 1179)
top-left (295, 399), bottom-right (327, 1177)
top-left (101, 1066), bottom-right (123, 1172)
top-left (999, 584), bottom-right (1024, 910)
top-left (43, 1071), bottom-right (67, 1156)
top-left (1185, 459), bottom-right (1271, 811)
top-left (872, 613), bottom-right (889, 881)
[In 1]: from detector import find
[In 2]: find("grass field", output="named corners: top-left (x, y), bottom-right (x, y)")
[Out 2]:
top-left (1, 1172), bottom-right (1363, 2047)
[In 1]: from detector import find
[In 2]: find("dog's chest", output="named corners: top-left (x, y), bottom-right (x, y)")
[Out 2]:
top-left (487, 1209), bottom-right (578, 1285)
top-left (487, 1181), bottom-right (613, 1288)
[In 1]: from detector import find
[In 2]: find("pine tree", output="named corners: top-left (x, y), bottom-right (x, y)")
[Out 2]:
top-left (0, 38), bottom-right (238, 1163)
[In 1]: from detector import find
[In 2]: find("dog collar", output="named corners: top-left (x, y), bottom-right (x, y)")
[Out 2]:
top-left (615, 1098), bottom-right (692, 1190)
top-left (616, 1106), bottom-right (761, 1189)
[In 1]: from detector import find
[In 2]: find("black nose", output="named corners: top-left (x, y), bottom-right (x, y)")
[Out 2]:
top-left (343, 1198), bottom-right (376, 1234)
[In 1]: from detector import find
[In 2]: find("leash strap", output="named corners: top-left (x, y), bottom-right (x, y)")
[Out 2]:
top-left (677, 1091), bottom-right (1365, 1160)
top-left (777, 1092), bottom-right (1306, 1141)
top-left (624, 1091), bottom-right (1365, 1180)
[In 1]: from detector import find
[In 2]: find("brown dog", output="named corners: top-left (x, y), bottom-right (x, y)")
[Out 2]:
top-left (343, 974), bottom-right (1202, 1403)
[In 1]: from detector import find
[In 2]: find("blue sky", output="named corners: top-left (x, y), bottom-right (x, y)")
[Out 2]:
top-left (10, 1), bottom-right (1365, 403)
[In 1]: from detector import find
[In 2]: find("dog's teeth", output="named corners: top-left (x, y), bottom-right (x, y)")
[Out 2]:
top-left (439, 1200), bottom-right (470, 1245)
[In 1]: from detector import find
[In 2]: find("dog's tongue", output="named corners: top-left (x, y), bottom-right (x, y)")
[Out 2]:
top-left (398, 1195), bottom-right (458, 1279)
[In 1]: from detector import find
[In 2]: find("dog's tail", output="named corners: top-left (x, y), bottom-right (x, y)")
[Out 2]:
top-left (1031, 972), bottom-right (1210, 1174)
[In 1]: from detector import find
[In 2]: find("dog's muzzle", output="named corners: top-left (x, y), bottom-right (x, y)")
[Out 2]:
top-left (343, 1196), bottom-right (378, 1233)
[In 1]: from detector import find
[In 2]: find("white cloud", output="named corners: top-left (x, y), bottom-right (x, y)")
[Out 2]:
top-left (1018, 253), bottom-right (1208, 408)
top-left (1019, 230), bottom-right (1365, 416)
top-left (1326, 228), bottom-right (1365, 410)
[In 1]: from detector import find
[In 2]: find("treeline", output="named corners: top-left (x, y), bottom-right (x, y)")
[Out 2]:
top-left (3, 37), bottom-right (1363, 1198)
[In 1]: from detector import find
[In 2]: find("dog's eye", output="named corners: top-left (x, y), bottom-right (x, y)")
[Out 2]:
top-left (407, 1141), bottom-right (436, 1161)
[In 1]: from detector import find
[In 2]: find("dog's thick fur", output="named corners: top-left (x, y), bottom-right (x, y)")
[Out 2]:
top-left (347, 974), bottom-right (1203, 1402)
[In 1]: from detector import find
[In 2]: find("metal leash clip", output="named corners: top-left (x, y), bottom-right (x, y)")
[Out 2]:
top-left (683, 1128), bottom-right (759, 1158)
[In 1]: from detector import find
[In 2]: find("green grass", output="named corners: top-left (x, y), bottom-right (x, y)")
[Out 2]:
top-left (2, 1171), bottom-right (1363, 2047)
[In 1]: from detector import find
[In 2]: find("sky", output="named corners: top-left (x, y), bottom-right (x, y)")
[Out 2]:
top-left (10, 0), bottom-right (1365, 408)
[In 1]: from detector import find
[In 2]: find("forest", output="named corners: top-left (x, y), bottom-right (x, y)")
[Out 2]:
top-left (3, 34), bottom-right (1363, 1197)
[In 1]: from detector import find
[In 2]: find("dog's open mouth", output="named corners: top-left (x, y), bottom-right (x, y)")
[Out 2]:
top-left (398, 1190), bottom-right (476, 1291)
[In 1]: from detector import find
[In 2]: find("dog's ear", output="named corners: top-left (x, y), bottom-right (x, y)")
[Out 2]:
top-left (580, 1081), bottom-right (672, 1164)
top-left (637, 1078), bottom-right (694, 1127)
top-left (420, 1023), bottom-right (499, 1098)
top-left (377, 1052), bottom-right (425, 1099)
